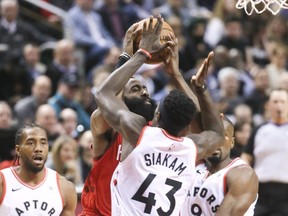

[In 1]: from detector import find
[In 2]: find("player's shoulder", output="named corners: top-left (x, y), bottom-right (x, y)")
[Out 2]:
top-left (228, 162), bottom-right (258, 184)
top-left (57, 174), bottom-right (76, 191)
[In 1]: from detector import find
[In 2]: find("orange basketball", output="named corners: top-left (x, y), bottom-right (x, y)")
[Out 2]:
top-left (133, 18), bottom-right (175, 64)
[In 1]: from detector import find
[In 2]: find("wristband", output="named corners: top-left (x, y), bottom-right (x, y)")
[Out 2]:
top-left (116, 52), bottom-right (131, 69)
top-left (137, 48), bottom-right (152, 60)
top-left (118, 52), bottom-right (131, 61)
top-left (195, 80), bottom-right (208, 93)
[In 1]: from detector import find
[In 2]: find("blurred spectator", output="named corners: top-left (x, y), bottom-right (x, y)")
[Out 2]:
top-left (230, 121), bottom-right (252, 159)
top-left (66, 0), bottom-right (116, 72)
top-left (18, 0), bottom-right (73, 40)
top-left (60, 108), bottom-right (79, 139)
top-left (87, 45), bottom-right (120, 81)
top-left (78, 130), bottom-right (93, 183)
top-left (197, 0), bottom-right (216, 11)
top-left (232, 103), bottom-right (253, 125)
top-left (241, 89), bottom-right (288, 216)
top-left (215, 67), bottom-right (243, 115)
top-left (14, 75), bottom-right (52, 127)
top-left (228, 48), bottom-right (255, 97)
top-left (92, 65), bottom-right (111, 87)
top-left (0, 0), bottom-right (53, 67)
top-left (97, 0), bottom-right (142, 44)
top-left (217, 16), bottom-right (250, 64)
top-left (100, 46), bottom-right (121, 70)
top-left (0, 101), bottom-right (15, 129)
top-left (0, 0), bottom-right (53, 103)
top-left (204, 0), bottom-right (243, 48)
top-left (46, 39), bottom-right (78, 95)
top-left (17, 43), bottom-right (47, 96)
top-left (48, 73), bottom-right (90, 130)
top-left (152, 0), bottom-right (192, 28)
top-left (184, 17), bottom-right (211, 72)
top-left (265, 43), bottom-right (288, 89)
top-left (244, 66), bottom-right (270, 125)
top-left (165, 16), bottom-right (193, 73)
top-left (35, 103), bottom-right (65, 147)
top-left (265, 16), bottom-right (288, 47)
top-left (76, 81), bottom-right (97, 116)
top-left (0, 101), bottom-right (18, 166)
top-left (246, 16), bottom-right (270, 67)
top-left (279, 72), bottom-right (288, 92)
top-left (0, 129), bottom-right (16, 169)
top-left (211, 45), bottom-right (230, 74)
top-left (49, 135), bottom-right (82, 185)
top-left (121, 0), bottom-right (151, 20)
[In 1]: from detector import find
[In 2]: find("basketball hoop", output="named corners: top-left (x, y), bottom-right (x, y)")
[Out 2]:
top-left (236, 0), bottom-right (288, 15)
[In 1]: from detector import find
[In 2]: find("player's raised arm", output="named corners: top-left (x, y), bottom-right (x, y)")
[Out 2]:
top-left (187, 52), bottom-right (225, 161)
top-left (94, 15), bottom-right (171, 147)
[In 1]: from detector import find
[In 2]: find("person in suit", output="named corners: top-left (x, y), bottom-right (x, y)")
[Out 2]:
top-left (0, 0), bottom-right (53, 102)
top-left (14, 75), bottom-right (52, 127)
top-left (66, 0), bottom-right (116, 72)
top-left (46, 39), bottom-right (78, 95)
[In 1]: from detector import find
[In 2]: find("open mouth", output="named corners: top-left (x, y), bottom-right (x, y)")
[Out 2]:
top-left (33, 155), bottom-right (44, 165)
top-left (145, 98), bottom-right (152, 105)
top-left (212, 149), bottom-right (221, 156)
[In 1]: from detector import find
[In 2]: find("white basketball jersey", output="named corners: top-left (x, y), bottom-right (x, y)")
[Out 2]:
top-left (181, 158), bottom-right (257, 216)
top-left (0, 167), bottom-right (63, 216)
top-left (111, 126), bottom-right (197, 216)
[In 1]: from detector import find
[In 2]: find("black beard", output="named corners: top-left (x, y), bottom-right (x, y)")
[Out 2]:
top-left (124, 96), bottom-right (156, 122)
top-left (26, 159), bottom-right (45, 173)
top-left (206, 152), bottom-right (222, 165)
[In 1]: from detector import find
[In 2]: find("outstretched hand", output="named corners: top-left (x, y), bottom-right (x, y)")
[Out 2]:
top-left (139, 14), bottom-right (170, 55)
top-left (163, 33), bottom-right (178, 76)
top-left (190, 51), bottom-right (214, 93)
top-left (122, 22), bottom-right (140, 56)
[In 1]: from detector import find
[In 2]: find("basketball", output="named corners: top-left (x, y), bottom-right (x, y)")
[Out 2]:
top-left (133, 18), bottom-right (175, 64)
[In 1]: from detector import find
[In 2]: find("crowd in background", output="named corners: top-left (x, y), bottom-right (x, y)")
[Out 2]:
top-left (0, 0), bottom-right (288, 210)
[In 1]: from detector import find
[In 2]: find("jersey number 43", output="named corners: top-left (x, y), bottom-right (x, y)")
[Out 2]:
top-left (132, 173), bottom-right (182, 215)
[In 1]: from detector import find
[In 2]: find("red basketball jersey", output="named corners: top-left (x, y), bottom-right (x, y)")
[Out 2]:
top-left (79, 133), bottom-right (122, 216)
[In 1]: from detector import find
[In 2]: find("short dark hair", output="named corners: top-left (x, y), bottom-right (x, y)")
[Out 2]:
top-left (15, 123), bottom-right (44, 146)
top-left (159, 89), bottom-right (196, 134)
top-left (222, 115), bottom-right (234, 135)
top-left (14, 124), bottom-right (45, 165)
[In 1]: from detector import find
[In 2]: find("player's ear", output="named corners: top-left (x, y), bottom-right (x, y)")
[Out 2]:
top-left (230, 137), bottom-right (235, 148)
top-left (155, 111), bottom-right (160, 122)
top-left (15, 145), bottom-right (21, 157)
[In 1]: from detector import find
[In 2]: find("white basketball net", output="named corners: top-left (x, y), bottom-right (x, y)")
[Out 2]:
top-left (236, 0), bottom-right (288, 15)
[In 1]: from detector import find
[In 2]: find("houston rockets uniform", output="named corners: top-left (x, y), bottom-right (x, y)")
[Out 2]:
top-left (111, 126), bottom-right (197, 216)
top-left (0, 167), bottom-right (63, 216)
top-left (181, 158), bottom-right (257, 216)
top-left (79, 132), bottom-right (122, 216)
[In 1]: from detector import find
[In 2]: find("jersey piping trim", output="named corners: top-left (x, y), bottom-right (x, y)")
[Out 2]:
top-left (56, 172), bottom-right (64, 208)
top-left (10, 167), bottom-right (47, 189)
top-left (161, 129), bottom-right (184, 142)
top-left (0, 171), bottom-right (6, 205)
top-left (136, 125), bottom-right (148, 147)
top-left (223, 158), bottom-right (249, 194)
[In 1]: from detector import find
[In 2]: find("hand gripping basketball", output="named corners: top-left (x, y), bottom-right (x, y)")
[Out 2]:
top-left (133, 15), bottom-right (175, 64)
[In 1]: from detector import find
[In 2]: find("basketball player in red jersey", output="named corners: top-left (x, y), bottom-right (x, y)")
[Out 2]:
top-left (79, 15), bottom-right (202, 215)
top-left (0, 124), bottom-right (77, 215)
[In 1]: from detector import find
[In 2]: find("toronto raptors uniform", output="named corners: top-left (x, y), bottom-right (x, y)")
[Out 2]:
top-left (111, 126), bottom-right (197, 216)
top-left (0, 167), bottom-right (63, 216)
top-left (79, 133), bottom-right (122, 216)
top-left (181, 158), bottom-right (257, 216)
